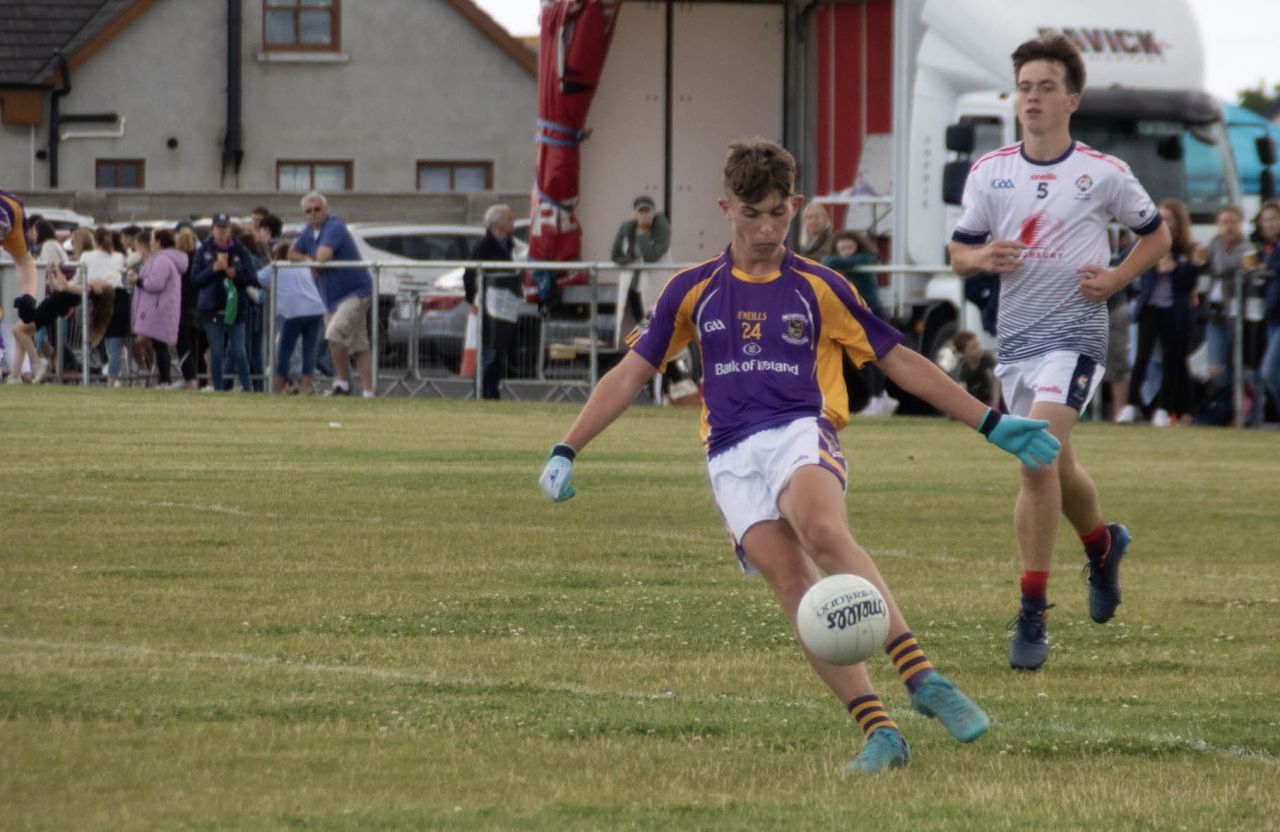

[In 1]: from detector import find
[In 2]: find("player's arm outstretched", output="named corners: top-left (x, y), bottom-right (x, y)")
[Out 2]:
top-left (876, 344), bottom-right (1060, 469)
top-left (538, 350), bottom-right (659, 501)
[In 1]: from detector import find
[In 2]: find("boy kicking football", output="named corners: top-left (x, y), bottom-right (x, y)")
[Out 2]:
top-left (538, 138), bottom-right (1060, 772)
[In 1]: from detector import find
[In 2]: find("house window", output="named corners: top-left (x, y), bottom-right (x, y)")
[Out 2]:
top-left (277, 160), bottom-right (353, 191)
top-left (417, 161), bottom-right (493, 193)
top-left (96, 159), bottom-right (145, 189)
top-left (263, 0), bottom-right (340, 50)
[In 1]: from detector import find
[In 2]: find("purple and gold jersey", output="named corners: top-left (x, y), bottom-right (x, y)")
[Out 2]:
top-left (630, 245), bottom-right (903, 456)
top-left (0, 189), bottom-right (30, 260)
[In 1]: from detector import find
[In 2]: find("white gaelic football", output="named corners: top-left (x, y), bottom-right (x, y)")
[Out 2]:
top-left (796, 574), bottom-right (890, 665)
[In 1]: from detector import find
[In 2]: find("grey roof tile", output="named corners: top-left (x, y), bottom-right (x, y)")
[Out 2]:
top-left (0, 0), bottom-right (137, 85)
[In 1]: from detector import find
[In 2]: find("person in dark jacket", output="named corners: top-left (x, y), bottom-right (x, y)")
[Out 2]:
top-left (174, 226), bottom-right (205, 389)
top-left (464, 204), bottom-right (521, 400)
top-left (1124, 198), bottom-right (1204, 426)
top-left (191, 213), bottom-right (258, 392)
top-left (1256, 200), bottom-right (1280, 422)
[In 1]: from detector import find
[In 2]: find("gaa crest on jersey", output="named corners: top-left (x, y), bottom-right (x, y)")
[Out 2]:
top-left (782, 314), bottom-right (809, 345)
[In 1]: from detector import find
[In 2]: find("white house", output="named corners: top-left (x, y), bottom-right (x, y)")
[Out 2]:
top-left (0, 0), bottom-right (537, 197)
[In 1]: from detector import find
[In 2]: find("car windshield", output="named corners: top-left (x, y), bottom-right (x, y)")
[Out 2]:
top-left (363, 233), bottom-right (479, 261)
top-left (1071, 118), bottom-right (1236, 225)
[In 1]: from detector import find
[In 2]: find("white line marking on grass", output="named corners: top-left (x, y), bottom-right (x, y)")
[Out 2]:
top-left (0, 636), bottom-right (762, 706)
top-left (0, 636), bottom-right (433, 683)
top-left (1021, 717), bottom-right (1280, 767)
top-left (0, 491), bottom-right (269, 518)
top-left (3, 635), bottom-right (1277, 766)
top-left (1143, 732), bottom-right (1280, 766)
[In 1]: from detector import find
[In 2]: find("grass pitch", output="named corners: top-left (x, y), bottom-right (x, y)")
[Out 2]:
top-left (1, 387), bottom-right (1278, 831)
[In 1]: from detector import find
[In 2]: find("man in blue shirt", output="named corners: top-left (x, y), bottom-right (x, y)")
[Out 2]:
top-left (289, 191), bottom-right (374, 397)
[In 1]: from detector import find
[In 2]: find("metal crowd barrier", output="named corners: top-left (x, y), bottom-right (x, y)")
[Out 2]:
top-left (267, 259), bottom-right (687, 400)
top-left (2, 256), bottom-right (1259, 427)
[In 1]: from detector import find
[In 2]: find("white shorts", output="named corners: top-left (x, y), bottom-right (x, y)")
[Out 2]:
top-left (996, 350), bottom-right (1104, 417)
top-left (707, 417), bottom-right (847, 576)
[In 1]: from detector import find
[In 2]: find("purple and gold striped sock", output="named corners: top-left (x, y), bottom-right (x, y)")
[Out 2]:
top-left (847, 694), bottom-right (898, 739)
top-left (886, 631), bottom-right (936, 694)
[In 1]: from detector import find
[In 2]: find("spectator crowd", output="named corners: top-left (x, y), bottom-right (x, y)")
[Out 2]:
top-left (5, 191), bottom-right (1280, 428)
top-left (799, 196), bottom-right (1280, 429)
top-left (4, 192), bottom-right (374, 397)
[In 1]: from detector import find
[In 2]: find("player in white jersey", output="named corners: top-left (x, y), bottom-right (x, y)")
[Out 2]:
top-left (948, 36), bottom-right (1171, 671)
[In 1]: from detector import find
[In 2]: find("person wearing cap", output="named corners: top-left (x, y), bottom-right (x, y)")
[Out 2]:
top-left (610, 194), bottom-right (671, 272)
top-left (191, 213), bottom-right (258, 391)
top-left (611, 195), bottom-right (676, 401)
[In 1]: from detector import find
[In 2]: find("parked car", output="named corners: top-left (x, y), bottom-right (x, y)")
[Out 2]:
top-left (25, 207), bottom-right (95, 242)
top-left (347, 224), bottom-right (535, 369)
top-left (512, 217), bottom-right (530, 248)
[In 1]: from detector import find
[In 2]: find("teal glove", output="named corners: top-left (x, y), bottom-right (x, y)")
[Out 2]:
top-left (978, 409), bottom-right (1061, 469)
top-left (539, 443), bottom-right (577, 502)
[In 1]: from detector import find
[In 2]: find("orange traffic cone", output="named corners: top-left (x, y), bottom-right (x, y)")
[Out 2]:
top-left (459, 304), bottom-right (479, 379)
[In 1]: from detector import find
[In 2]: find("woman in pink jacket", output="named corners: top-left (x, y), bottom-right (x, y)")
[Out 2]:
top-left (129, 228), bottom-right (187, 387)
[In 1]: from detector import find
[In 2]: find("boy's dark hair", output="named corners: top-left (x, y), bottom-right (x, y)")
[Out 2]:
top-left (154, 229), bottom-right (175, 249)
top-left (262, 213), bottom-right (283, 239)
top-left (953, 330), bottom-right (979, 352)
top-left (834, 229), bottom-right (880, 257)
top-left (832, 229), bottom-right (861, 247)
top-left (724, 138), bottom-right (795, 203)
top-left (135, 228), bottom-right (153, 247)
top-left (1011, 35), bottom-right (1086, 94)
top-left (33, 219), bottom-right (57, 247)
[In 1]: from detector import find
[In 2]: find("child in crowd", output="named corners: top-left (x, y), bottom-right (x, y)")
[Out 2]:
top-left (822, 229), bottom-right (899, 417)
top-left (11, 261), bottom-right (115, 382)
top-left (951, 330), bottom-right (1000, 411)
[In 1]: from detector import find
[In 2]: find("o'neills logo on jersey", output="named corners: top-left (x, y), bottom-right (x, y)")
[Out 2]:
top-left (1039, 26), bottom-right (1169, 59)
top-left (1019, 209), bottom-right (1067, 260)
top-left (1030, 173), bottom-right (1057, 181)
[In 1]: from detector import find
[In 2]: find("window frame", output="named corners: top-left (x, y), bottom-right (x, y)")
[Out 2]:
top-left (262, 0), bottom-right (341, 52)
top-left (95, 159), bottom-right (146, 189)
top-left (416, 160), bottom-right (494, 193)
top-left (276, 160), bottom-right (354, 192)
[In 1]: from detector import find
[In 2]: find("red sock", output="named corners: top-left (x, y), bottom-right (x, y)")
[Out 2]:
top-left (1080, 523), bottom-right (1110, 561)
top-left (1020, 570), bottom-right (1049, 604)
